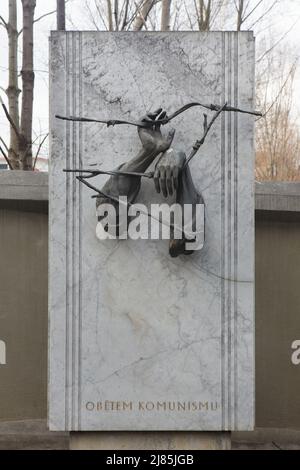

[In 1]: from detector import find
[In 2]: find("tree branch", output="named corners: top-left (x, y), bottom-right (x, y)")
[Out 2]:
top-left (121, 0), bottom-right (130, 30)
top-left (33, 133), bottom-right (49, 170)
top-left (133, 0), bottom-right (157, 31)
top-left (0, 136), bottom-right (9, 154)
top-left (0, 86), bottom-right (8, 96)
top-left (258, 63), bottom-right (297, 120)
top-left (257, 17), bottom-right (300, 63)
top-left (242, 0), bottom-right (264, 23)
top-left (0, 95), bottom-right (23, 141)
top-left (0, 143), bottom-right (13, 170)
top-left (133, 1), bottom-right (149, 30)
top-left (248, 0), bottom-right (279, 30)
top-left (0, 15), bottom-right (8, 29)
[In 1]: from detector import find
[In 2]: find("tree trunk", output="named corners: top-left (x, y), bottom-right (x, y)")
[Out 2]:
top-left (133, 0), bottom-right (155, 31)
top-left (205, 0), bottom-right (211, 30)
top-left (237, 0), bottom-right (244, 31)
top-left (106, 0), bottom-right (113, 31)
top-left (161, 0), bottom-right (171, 31)
top-left (198, 0), bottom-right (211, 31)
top-left (20, 0), bottom-right (36, 170)
top-left (7, 0), bottom-right (20, 169)
top-left (114, 0), bottom-right (119, 30)
top-left (57, 0), bottom-right (65, 31)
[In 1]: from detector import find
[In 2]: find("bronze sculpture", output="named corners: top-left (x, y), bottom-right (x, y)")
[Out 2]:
top-left (59, 101), bottom-right (261, 257)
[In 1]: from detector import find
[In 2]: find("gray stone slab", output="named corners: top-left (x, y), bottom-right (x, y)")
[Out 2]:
top-left (70, 431), bottom-right (231, 450)
top-left (0, 420), bottom-right (69, 450)
top-left (0, 171), bottom-right (48, 201)
top-left (255, 182), bottom-right (300, 212)
top-left (49, 31), bottom-right (255, 431)
top-left (232, 427), bottom-right (300, 450)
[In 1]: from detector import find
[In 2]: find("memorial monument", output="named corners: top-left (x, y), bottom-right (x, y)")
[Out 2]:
top-left (49, 31), bottom-right (256, 438)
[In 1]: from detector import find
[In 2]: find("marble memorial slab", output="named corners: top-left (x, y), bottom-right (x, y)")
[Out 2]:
top-left (49, 31), bottom-right (255, 431)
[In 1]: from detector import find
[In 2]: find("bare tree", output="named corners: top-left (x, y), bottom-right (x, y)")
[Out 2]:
top-left (7, 1), bottom-right (20, 168)
top-left (0, 1), bottom-right (21, 169)
top-left (183, 0), bottom-right (228, 32)
top-left (0, 0), bottom-right (56, 170)
top-left (83, 0), bottom-right (161, 31)
top-left (176, 0), bottom-right (282, 33)
top-left (256, 49), bottom-right (299, 180)
top-left (0, 0), bottom-right (36, 170)
top-left (19, 0), bottom-right (36, 170)
top-left (234, 0), bottom-right (280, 31)
top-left (196, 0), bottom-right (211, 31)
top-left (133, 0), bottom-right (158, 30)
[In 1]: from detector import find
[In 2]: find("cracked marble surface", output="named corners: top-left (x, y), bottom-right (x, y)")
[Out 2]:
top-left (49, 32), bottom-right (255, 431)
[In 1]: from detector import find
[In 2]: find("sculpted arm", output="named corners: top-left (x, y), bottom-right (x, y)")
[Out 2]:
top-left (96, 109), bottom-right (175, 209)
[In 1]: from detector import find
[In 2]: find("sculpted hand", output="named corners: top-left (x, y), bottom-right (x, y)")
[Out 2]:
top-left (96, 109), bottom-right (175, 237)
top-left (138, 108), bottom-right (175, 154)
top-left (169, 163), bottom-right (203, 258)
top-left (154, 149), bottom-right (186, 197)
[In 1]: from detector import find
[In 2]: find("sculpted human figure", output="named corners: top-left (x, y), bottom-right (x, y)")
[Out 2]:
top-left (96, 108), bottom-right (175, 235)
top-left (96, 109), bottom-right (175, 206)
top-left (95, 108), bottom-right (202, 255)
top-left (61, 100), bottom-right (259, 257)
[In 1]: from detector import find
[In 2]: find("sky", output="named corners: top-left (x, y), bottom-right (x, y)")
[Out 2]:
top-left (0, 0), bottom-right (300, 161)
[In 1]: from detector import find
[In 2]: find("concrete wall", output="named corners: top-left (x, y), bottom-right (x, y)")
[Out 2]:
top-left (0, 172), bottom-right (48, 421)
top-left (0, 173), bottom-right (299, 429)
top-left (255, 182), bottom-right (300, 428)
top-left (256, 211), bottom-right (300, 428)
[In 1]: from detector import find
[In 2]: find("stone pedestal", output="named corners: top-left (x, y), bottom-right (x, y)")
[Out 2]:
top-left (49, 31), bottom-right (255, 432)
top-left (70, 431), bottom-right (231, 450)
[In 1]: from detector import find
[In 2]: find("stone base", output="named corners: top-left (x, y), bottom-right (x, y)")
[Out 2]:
top-left (232, 428), bottom-right (300, 450)
top-left (0, 420), bottom-right (69, 450)
top-left (70, 432), bottom-right (231, 450)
